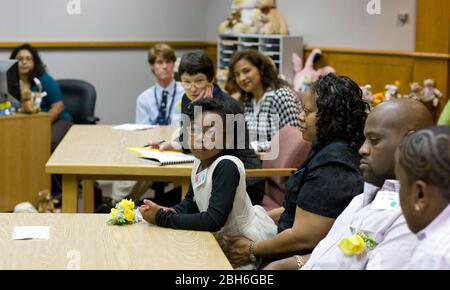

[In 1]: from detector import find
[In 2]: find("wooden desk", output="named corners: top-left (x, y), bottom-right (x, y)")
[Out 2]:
top-left (46, 125), bottom-right (294, 213)
top-left (0, 113), bottom-right (51, 212)
top-left (46, 125), bottom-right (191, 213)
top-left (0, 213), bottom-right (232, 270)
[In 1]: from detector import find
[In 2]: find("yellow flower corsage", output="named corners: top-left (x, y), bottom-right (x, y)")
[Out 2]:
top-left (107, 199), bottom-right (136, 225)
top-left (338, 227), bottom-right (377, 256)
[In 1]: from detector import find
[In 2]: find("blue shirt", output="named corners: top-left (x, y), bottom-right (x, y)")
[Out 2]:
top-left (32, 72), bottom-right (72, 121)
top-left (135, 79), bottom-right (184, 125)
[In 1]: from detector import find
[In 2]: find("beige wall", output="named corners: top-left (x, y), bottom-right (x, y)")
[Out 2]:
top-left (0, 0), bottom-right (418, 124)
top-left (207, 0), bottom-right (416, 51)
top-left (0, 0), bottom-right (207, 41)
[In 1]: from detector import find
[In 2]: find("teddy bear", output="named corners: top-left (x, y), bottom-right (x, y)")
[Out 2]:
top-left (360, 84), bottom-right (374, 105)
top-left (384, 81), bottom-right (402, 101)
top-left (407, 82), bottom-right (422, 100)
top-left (219, 9), bottom-right (242, 34)
top-left (219, 0), bottom-right (259, 34)
top-left (219, 0), bottom-right (289, 35)
top-left (37, 190), bottom-right (59, 213)
top-left (371, 91), bottom-right (385, 106)
top-left (255, 0), bottom-right (289, 35)
top-left (420, 79), bottom-right (442, 109)
top-left (292, 48), bottom-right (336, 98)
top-left (19, 88), bottom-right (40, 114)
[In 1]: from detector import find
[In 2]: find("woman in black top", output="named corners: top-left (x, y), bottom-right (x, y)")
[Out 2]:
top-left (148, 50), bottom-right (265, 205)
top-left (223, 73), bottom-right (369, 268)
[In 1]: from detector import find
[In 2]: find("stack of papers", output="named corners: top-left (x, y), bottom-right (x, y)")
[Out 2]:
top-left (11, 226), bottom-right (50, 240)
top-left (112, 124), bottom-right (157, 131)
top-left (128, 147), bottom-right (195, 166)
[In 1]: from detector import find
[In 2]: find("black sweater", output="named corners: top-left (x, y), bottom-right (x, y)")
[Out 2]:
top-left (155, 159), bottom-right (239, 231)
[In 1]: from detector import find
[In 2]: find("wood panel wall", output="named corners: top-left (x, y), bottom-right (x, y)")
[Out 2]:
top-left (1, 40), bottom-right (447, 119)
top-left (303, 47), bottom-right (449, 117)
top-left (416, 0), bottom-right (450, 54)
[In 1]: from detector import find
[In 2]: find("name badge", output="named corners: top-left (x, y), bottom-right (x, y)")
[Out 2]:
top-left (371, 190), bottom-right (399, 210)
top-left (194, 169), bottom-right (207, 189)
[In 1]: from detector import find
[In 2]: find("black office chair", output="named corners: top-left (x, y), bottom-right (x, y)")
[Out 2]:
top-left (56, 79), bottom-right (105, 211)
top-left (57, 79), bottom-right (100, 124)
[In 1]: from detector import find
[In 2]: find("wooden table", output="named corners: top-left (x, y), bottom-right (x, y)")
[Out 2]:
top-left (0, 213), bottom-right (232, 270)
top-left (0, 113), bottom-right (50, 211)
top-left (46, 125), bottom-right (192, 213)
top-left (46, 125), bottom-right (294, 213)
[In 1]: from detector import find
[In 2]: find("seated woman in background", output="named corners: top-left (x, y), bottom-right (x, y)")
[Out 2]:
top-left (10, 43), bottom-right (72, 151)
top-left (139, 98), bottom-right (277, 269)
top-left (223, 74), bottom-right (368, 268)
top-left (228, 49), bottom-right (300, 152)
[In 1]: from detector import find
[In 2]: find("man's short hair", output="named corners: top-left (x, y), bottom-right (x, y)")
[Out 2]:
top-left (148, 43), bottom-right (176, 65)
top-left (398, 125), bottom-right (450, 195)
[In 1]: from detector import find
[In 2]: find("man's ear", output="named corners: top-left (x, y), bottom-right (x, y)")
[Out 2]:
top-left (149, 64), bottom-right (155, 74)
top-left (414, 180), bottom-right (430, 211)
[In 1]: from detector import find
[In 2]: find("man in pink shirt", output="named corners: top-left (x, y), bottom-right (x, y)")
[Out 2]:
top-left (397, 126), bottom-right (450, 270)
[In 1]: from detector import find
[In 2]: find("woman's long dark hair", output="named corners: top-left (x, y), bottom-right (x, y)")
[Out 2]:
top-left (227, 49), bottom-right (288, 101)
top-left (310, 73), bottom-right (369, 152)
top-left (10, 43), bottom-right (47, 83)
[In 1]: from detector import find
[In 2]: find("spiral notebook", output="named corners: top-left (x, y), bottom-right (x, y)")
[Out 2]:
top-left (134, 148), bottom-right (195, 166)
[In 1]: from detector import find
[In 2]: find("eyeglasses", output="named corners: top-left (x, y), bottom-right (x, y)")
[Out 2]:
top-left (188, 126), bottom-right (218, 139)
top-left (16, 56), bottom-right (33, 63)
top-left (299, 102), bottom-right (311, 115)
top-left (181, 79), bottom-right (208, 90)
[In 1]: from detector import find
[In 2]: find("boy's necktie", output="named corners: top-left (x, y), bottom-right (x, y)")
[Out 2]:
top-left (161, 90), bottom-right (168, 111)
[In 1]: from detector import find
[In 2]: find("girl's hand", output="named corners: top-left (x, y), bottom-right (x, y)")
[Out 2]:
top-left (140, 199), bottom-right (162, 224)
top-left (146, 140), bottom-right (182, 151)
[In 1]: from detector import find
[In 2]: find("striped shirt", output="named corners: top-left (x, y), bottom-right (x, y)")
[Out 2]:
top-left (243, 87), bottom-right (300, 152)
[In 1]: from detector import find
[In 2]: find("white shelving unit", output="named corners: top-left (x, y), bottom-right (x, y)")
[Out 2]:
top-left (217, 34), bottom-right (303, 83)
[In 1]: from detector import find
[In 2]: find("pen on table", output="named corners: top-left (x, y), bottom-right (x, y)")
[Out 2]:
top-left (142, 139), bottom-right (166, 147)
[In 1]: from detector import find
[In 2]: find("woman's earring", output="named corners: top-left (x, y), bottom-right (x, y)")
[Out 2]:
top-left (415, 204), bottom-right (420, 211)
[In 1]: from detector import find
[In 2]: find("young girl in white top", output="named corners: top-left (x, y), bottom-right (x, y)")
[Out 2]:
top-left (139, 98), bottom-right (277, 269)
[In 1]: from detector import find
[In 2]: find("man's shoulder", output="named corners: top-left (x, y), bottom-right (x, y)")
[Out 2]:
top-left (136, 86), bottom-right (155, 100)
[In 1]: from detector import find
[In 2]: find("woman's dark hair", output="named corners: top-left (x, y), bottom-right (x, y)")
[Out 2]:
top-left (310, 73), bottom-right (369, 152)
top-left (227, 49), bottom-right (288, 100)
top-left (9, 43), bottom-right (47, 82)
top-left (178, 50), bottom-right (214, 82)
top-left (186, 98), bottom-right (240, 156)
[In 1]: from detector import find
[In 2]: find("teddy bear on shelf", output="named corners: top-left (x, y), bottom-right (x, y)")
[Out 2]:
top-left (420, 79), bottom-right (442, 109)
top-left (219, 0), bottom-right (260, 34)
top-left (219, 0), bottom-right (289, 35)
top-left (254, 0), bottom-right (289, 35)
top-left (407, 82), bottom-right (422, 100)
top-left (37, 190), bottom-right (59, 213)
top-left (384, 81), bottom-right (402, 101)
top-left (219, 9), bottom-right (242, 34)
top-left (360, 84), bottom-right (374, 105)
top-left (292, 48), bottom-right (336, 98)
